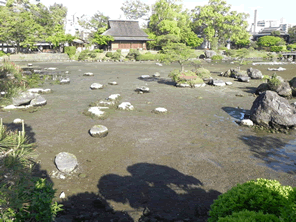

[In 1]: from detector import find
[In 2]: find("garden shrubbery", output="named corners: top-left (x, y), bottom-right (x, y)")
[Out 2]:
top-left (0, 120), bottom-right (63, 221)
top-left (64, 46), bottom-right (76, 58)
top-left (211, 55), bottom-right (223, 60)
top-left (208, 178), bottom-right (296, 222)
top-left (168, 69), bottom-right (204, 87)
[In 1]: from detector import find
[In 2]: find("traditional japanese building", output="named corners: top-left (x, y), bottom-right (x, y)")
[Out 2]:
top-left (101, 20), bottom-right (151, 51)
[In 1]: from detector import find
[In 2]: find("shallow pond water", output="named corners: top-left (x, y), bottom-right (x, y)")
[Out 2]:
top-left (2, 60), bottom-right (296, 221)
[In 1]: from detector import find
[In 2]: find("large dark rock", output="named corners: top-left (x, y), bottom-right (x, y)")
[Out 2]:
top-left (275, 82), bottom-right (292, 97)
top-left (289, 77), bottom-right (296, 96)
top-left (250, 90), bottom-right (296, 128)
top-left (256, 83), bottom-right (270, 95)
top-left (247, 67), bottom-right (263, 79)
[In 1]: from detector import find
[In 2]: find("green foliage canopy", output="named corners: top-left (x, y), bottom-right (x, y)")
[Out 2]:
top-left (257, 36), bottom-right (286, 47)
top-left (120, 0), bottom-right (150, 20)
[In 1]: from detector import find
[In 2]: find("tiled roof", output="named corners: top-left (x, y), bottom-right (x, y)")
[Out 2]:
top-left (102, 20), bottom-right (149, 39)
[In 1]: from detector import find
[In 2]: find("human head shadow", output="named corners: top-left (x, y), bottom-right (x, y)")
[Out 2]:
top-left (57, 192), bottom-right (134, 222)
top-left (222, 106), bottom-right (250, 121)
top-left (240, 135), bottom-right (296, 174)
top-left (98, 163), bottom-right (221, 221)
top-left (3, 122), bottom-right (36, 143)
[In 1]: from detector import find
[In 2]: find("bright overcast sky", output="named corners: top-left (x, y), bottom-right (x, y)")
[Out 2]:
top-left (41, 0), bottom-right (296, 28)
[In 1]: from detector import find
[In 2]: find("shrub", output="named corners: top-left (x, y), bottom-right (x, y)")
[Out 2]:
top-left (111, 52), bottom-right (121, 60)
top-left (136, 54), bottom-right (157, 61)
top-left (211, 55), bottom-right (223, 60)
top-left (89, 51), bottom-right (97, 58)
top-left (225, 49), bottom-right (237, 57)
top-left (78, 49), bottom-right (90, 61)
top-left (217, 210), bottom-right (280, 222)
top-left (195, 68), bottom-right (211, 78)
top-left (208, 178), bottom-right (295, 222)
top-left (268, 74), bottom-right (282, 90)
top-left (94, 49), bottom-right (103, 53)
top-left (145, 51), bottom-right (152, 54)
top-left (105, 52), bottom-right (113, 57)
top-left (287, 44), bottom-right (296, 50)
top-left (270, 46), bottom-right (286, 52)
top-left (219, 47), bottom-right (228, 51)
top-left (116, 49), bottom-right (121, 54)
top-left (126, 49), bottom-right (140, 60)
top-left (168, 69), bottom-right (203, 86)
top-left (64, 46), bottom-right (76, 58)
top-left (0, 51), bottom-right (7, 57)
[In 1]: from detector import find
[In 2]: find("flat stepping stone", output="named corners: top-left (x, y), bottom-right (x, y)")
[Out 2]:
top-left (107, 94), bottom-right (120, 101)
top-left (28, 88), bottom-right (52, 93)
top-left (225, 82), bottom-right (233, 85)
top-left (238, 76), bottom-right (250, 82)
top-left (212, 79), bottom-right (226, 87)
top-left (27, 63), bottom-right (33, 66)
top-left (193, 83), bottom-right (206, 88)
top-left (156, 63), bottom-right (163, 66)
top-left (13, 118), bottom-right (23, 124)
top-left (60, 78), bottom-right (70, 84)
top-left (108, 81), bottom-right (118, 85)
top-left (140, 75), bottom-right (150, 79)
top-left (98, 100), bottom-right (115, 106)
top-left (118, 102), bottom-right (134, 110)
top-left (152, 107), bottom-right (167, 114)
top-left (3, 104), bottom-right (33, 110)
top-left (153, 72), bottom-right (160, 77)
top-left (83, 72), bottom-right (94, 76)
top-left (55, 152), bottom-right (78, 173)
top-left (47, 67), bottom-right (57, 70)
top-left (88, 107), bottom-right (109, 117)
top-left (176, 83), bottom-right (190, 88)
top-left (136, 86), bottom-right (150, 93)
top-left (12, 92), bottom-right (36, 106)
top-left (90, 83), bottom-right (103, 90)
top-left (30, 95), bottom-right (47, 106)
top-left (89, 125), bottom-right (108, 138)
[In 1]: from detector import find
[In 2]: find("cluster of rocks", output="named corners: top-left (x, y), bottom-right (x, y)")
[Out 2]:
top-left (221, 67), bottom-right (263, 82)
top-left (239, 90), bottom-right (296, 131)
top-left (256, 75), bottom-right (295, 98)
top-left (3, 91), bottom-right (48, 110)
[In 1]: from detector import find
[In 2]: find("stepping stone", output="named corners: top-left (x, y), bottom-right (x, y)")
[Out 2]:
top-left (156, 63), bottom-right (163, 66)
top-left (12, 92), bottom-right (36, 106)
top-left (118, 102), bottom-right (134, 110)
top-left (88, 107), bottom-right (109, 117)
top-left (225, 82), bottom-right (233, 85)
top-left (60, 78), bottom-right (70, 84)
top-left (152, 107), bottom-right (168, 114)
top-left (176, 83), bottom-right (190, 88)
top-left (90, 83), bottom-right (103, 90)
top-left (30, 95), bottom-right (47, 106)
top-left (107, 94), bottom-right (120, 101)
top-left (55, 152), bottom-right (78, 173)
top-left (239, 119), bottom-right (253, 127)
top-left (13, 118), bottom-right (23, 124)
top-left (238, 76), bottom-right (250, 82)
top-left (28, 88), bottom-right (52, 93)
top-left (108, 81), bottom-right (118, 85)
top-left (140, 75), bottom-right (150, 79)
top-left (47, 67), bottom-right (57, 70)
top-left (153, 72), bottom-right (160, 77)
top-left (136, 86), bottom-right (150, 93)
top-left (193, 83), bottom-right (206, 88)
top-left (212, 79), bottom-right (226, 87)
top-left (98, 100), bottom-right (115, 106)
top-left (83, 72), bottom-right (94, 76)
top-left (65, 71), bottom-right (69, 74)
top-left (89, 125), bottom-right (108, 138)
top-left (27, 63), bottom-right (33, 66)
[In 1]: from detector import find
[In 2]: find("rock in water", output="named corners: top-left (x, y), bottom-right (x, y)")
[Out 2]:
top-left (152, 107), bottom-right (167, 114)
top-left (12, 92), bottom-right (36, 106)
top-left (90, 83), bottom-right (103, 90)
top-left (55, 152), bottom-right (78, 173)
top-left (250, 90), bottom-right (296, 128)
top-left (83, 72), bottom-right (94, 76)
top-left (247, 68), bottom-right (263, 79)
top-left (60, 78), bottom-right (70, 84)
top-left (212, 79), bottom-right (226, 87)
top-left (30, 95), bottom-right (47, 106)
top-left (89, 125), bottom-right (108, 137)
top-left (118, 102), bottom-right (134, 110)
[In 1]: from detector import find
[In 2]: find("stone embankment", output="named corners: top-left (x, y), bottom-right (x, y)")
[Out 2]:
top-left (3, 53), bottom-right (70, 62)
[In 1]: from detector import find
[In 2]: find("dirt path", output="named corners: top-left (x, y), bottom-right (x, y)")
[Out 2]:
top-left (2, 61), bottom-right (296, 221)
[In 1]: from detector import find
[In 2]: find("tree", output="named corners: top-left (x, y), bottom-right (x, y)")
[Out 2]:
top-left (271, 30), bottom-right (281, 36)
top-left (191, 0), bottom-right (250, 48)
top-left (148, 0), bottom-right (203, 48)
top-left (92, 27), bottom-right (114, 46)
top-left (0, 1), bottom-right (43, 52)
top-left (257, 36), bottom-right (286, 48)
top-left (49, 3), bottom-right (67, 27)
top-left (288, 26), bottom-right (296, 43)
top-left (120, 0), bottom-right (150, 20)
top-left (78, 11), bottom-right (109, 31)
top-left (162, 43), bottom-right (195, 71)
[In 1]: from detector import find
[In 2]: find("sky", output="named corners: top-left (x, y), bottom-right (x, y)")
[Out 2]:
top-left (40, 0), bottom-right (296, 29)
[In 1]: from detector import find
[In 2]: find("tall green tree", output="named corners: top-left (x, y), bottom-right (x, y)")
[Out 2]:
top-left (121, 0), bottom-right (150, 20)
top-left (288, 26), bottom-right (296, 43)
top-left (78, 11), bottom-right (109, 30)
top-left (92, 27), bottom-right (114, 46)
top-left (191, 0), bottom-right (250, 48)
top-left (148, 0), bottom-right (202, 48)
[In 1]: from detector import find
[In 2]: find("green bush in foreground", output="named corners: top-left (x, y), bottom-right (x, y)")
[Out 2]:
top-left (78, 49), bottom-right (90, 61)
top-left (195, 67), bottom-right (211, 78)
top-left (217, 210), bottom-right (280, 222)
top-left (168, 69), bottom-right (204, 86)
top-left (208, 178), bottom-right (296, 222)
top-left (105, 52), bottom-right (113, 57)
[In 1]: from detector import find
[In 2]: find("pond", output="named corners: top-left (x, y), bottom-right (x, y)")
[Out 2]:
top-left (2, 60), bottom-right (296, 221)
